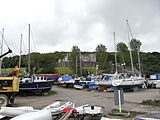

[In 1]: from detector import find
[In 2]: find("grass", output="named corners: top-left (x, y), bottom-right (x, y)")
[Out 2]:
top-left (108, 109), bottom-right (145, 118)
top-left (1, 67), bottom-right (26, 76)
top-left (141, 99), bottom-right (160, 107)
top-left (2, 67), bottom-right (96, 76)
top-left (55, 67), bottom-right (74, 75)
top-left (83, 67), bottom-right (96, 73)
top-left (55, 66), bottom-right (97, 75)
top-left (44, 90), bottom-right (57, 96)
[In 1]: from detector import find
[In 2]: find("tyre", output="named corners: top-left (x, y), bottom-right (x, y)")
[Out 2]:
top-left (0, 94), bottom-right (8, 107)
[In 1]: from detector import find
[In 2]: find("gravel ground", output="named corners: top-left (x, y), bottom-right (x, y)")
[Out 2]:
top-left (13, 85), bottom-right (160, 119)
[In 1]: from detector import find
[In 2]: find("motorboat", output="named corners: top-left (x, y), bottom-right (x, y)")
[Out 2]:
top-left (148, 74), bottom-right (160, 88)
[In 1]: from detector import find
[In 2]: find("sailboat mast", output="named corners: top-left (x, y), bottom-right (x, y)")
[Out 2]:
top-left (28, 24), bottom-right (31, 76)
top-left (0, 28), bottom-right (4, 75)
top-left (126, 19), bottom-right (134, 75)
top-left (80, 51), bottom-right (82, 76)
top-left (137, 50), bottom-right (141, 76)
top-left (113, 32), bottom-right (117, 73)
top-left (19, 34), bottom-right (22, 68)
top-left (76, 56), bottom-right (78, 76)
top-left (126, 19), bottom-right (142, 76)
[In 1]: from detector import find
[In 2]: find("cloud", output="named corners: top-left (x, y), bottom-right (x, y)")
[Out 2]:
top-left (0, 0), bottom-right (159, 55)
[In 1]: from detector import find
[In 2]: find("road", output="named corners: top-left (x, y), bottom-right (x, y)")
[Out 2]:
top-left (14, 85), bottom-right (160, 114)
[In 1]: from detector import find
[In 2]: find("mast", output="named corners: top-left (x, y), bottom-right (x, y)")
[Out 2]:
top-left (126, 19), bottom-right (142, 76)
top-left (76, 56), bottom-right (78, 76)
top-left (0, 28), bottom-right (4, 75)
top-left (80, 51), bottom-right (82, 76)
top-left (28, 24), bottom-right (31, 76)
top-left (19, 34), bottom-right (22, 69)
top-left (126, 19), bottom-right (134, 75)
top-left (137, 50), bottom-right (141, 76)
top-left (113, 32), bottom-right (117, 74)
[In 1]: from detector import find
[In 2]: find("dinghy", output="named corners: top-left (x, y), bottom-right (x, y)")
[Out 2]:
top-left (10, 110), bottom-right (52, 120)
top-left (83, 105), bottom-right (104, 116)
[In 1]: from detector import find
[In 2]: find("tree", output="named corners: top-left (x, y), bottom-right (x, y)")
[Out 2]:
top-left (116, 42), bottom-right (129, 67)
top-left (31, 53), bottom-right (56, 73)
top-left (130, 39), bottom-right (142, 71)
top-left (130, 39), bottom-right (142, 52)
top-left (69, 45), bottom-right (81, 75)
top-left (117, 42), bottom-right (128, 53)
top-left (95, 44), bottom-right (107, 70)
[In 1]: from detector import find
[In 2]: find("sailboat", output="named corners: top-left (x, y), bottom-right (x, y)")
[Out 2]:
top-left (96, 31), bottom-right (145, 90)
top-left (19, 24), bottom-right (52, 94)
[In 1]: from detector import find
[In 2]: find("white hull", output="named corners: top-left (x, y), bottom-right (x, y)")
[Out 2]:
top-left (0, 106), bottom-right (38, 117)
top-left (96, 75), bottom-right (144, 88)
top-left (43, 101), bottom-right (75, 115)
top-left (74, 84), bottom-right (84, 90)
top-left (156, 82), bottom-right (160, 88)
top-left (59, 79), bottom-right (75, 84)
top-left (101, 117), bottom-right (122, 120)
top-left (148, 74), bottom-right (160, 87)
top-left (83, 105), bottom-right (104, 115)
top-left (10, 110), bottom-right (52, 120)
top-left (0, 101), bottom-right (75, 118)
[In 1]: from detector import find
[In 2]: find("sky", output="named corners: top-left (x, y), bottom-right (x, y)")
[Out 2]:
top-left (0, 0), bottom-right (159, 56)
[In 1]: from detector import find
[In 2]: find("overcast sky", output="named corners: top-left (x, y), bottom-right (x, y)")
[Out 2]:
top-left (0, 0), bottom-right (159, 55)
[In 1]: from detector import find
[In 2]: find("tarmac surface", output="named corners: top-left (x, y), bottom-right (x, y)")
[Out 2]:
top-left (14, 85), bottom-right (160, 119)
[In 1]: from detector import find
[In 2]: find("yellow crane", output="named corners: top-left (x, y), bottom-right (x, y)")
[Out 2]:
top-left (0, 49), bottom-right (19, 107)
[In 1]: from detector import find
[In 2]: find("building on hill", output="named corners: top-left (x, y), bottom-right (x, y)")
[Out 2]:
top-left (57, 53), bottom-right (96, 67)
top-left (81, 53), bottom-right (96, 67)
top-left (57, 54), bottom-right (70, 67)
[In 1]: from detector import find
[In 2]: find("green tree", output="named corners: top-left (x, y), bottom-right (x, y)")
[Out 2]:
top-left (130, 39), bottom-right (142, 52)
top-left (130, 39), bottom-right (142, 71)
top-left (95, 44), bottom-right (107, 70)
top-left (117, 42), bottom-right (129, 67)
top-left (117, 42), bottom-right (128, 52)
top-left (31, 53), bottom-right (56, 73)
top-left (69, 46), bottom-right (81, 75)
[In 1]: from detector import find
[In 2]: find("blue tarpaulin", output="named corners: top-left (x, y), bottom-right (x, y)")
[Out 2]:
top-left (87, 82), bottom-right (96, 88)
top-left (60, 75), bottom-right (73, 81)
